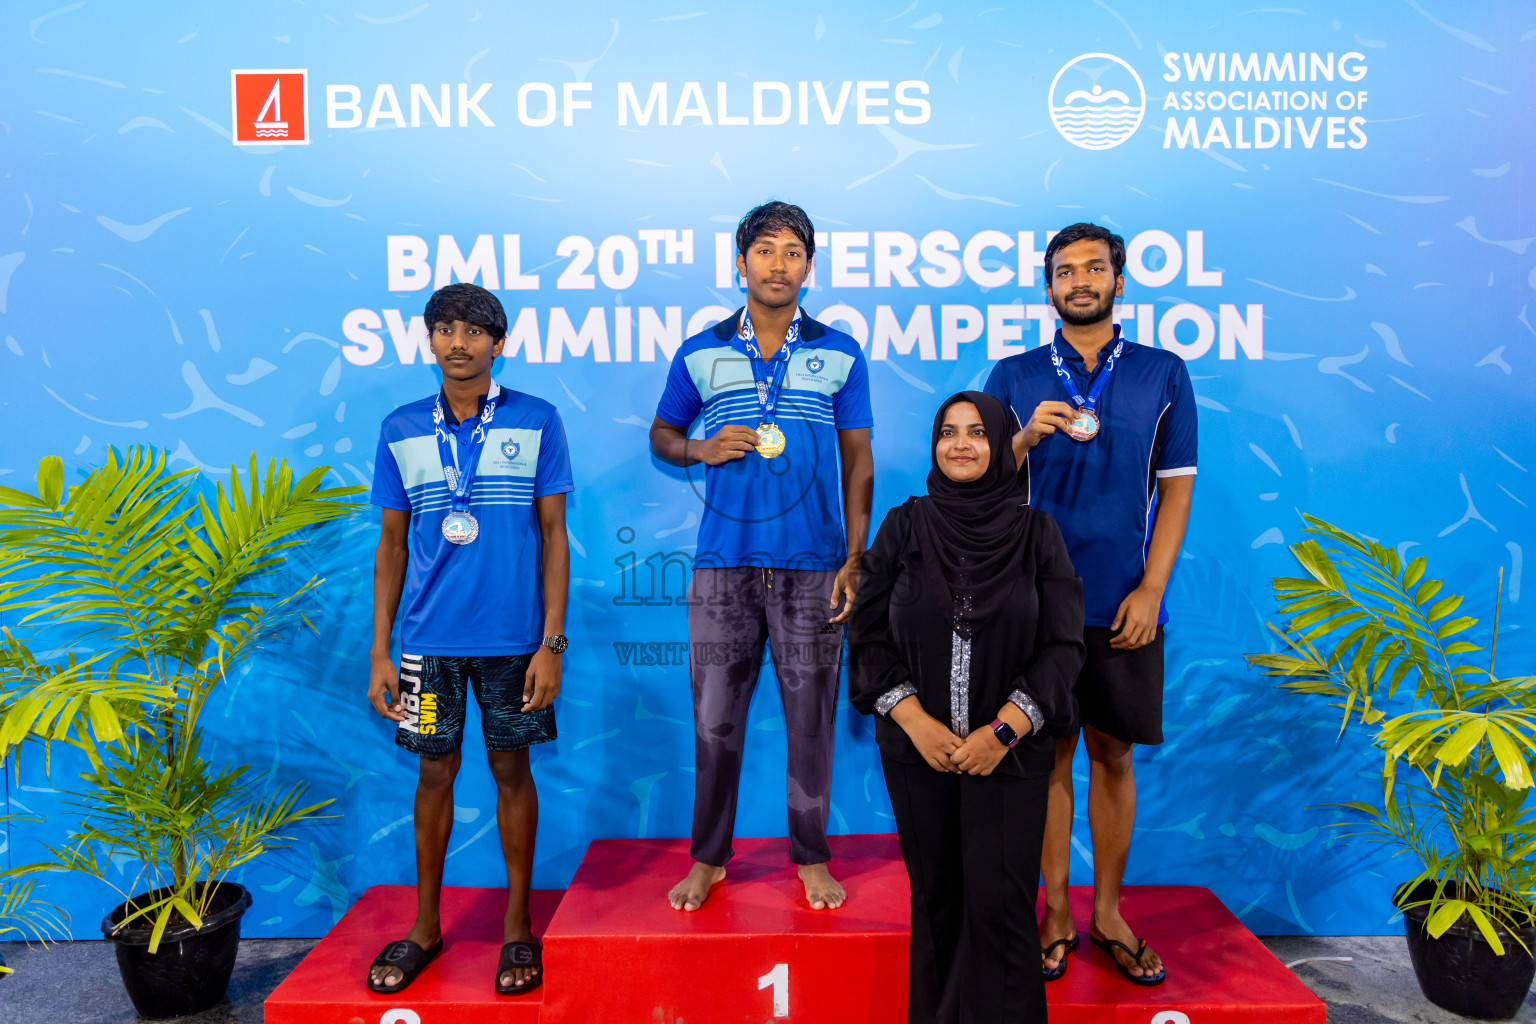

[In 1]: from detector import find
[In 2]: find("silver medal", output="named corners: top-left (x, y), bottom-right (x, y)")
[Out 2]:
top-left (441, 510), bottom-right (480, 545)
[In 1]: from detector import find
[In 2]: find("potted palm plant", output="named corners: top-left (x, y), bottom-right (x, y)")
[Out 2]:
top-left (1246, 514), bottom-right (1536, 1020)
top-left (0, 448), bottom-right (362, 1018)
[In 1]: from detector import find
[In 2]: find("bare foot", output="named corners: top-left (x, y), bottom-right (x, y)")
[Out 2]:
top-left (1040, 901), bottom-right (1077, 972)
top-left (1091, 908), bottom-right (1164, 979)
top-left (798, 862), bottom-right (846, 910)
top-left (668, 861), bottom-right (726, 911)
top-left (369, 922), bottom-right (441, 989)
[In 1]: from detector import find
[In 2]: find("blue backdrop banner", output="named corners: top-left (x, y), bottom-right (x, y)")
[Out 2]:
top-left (1, 1), bottom-right (1531, 938)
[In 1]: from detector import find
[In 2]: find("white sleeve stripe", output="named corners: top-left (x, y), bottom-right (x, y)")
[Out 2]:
top-left (1140, 402), bottom-right (1173, 573)
top-left (1156, 466), bottom-right (1198, 478)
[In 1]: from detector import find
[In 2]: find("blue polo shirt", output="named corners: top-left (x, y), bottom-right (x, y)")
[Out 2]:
top-left (371, 384), bottom-right (574, 655)
top-left (655, 308), bottom-right (873, 570)
top-left (984, 326), bottom-right (1197, 627)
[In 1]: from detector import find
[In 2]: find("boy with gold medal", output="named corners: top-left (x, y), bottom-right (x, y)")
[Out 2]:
top-left (650, 202), bottom-right (874, 914)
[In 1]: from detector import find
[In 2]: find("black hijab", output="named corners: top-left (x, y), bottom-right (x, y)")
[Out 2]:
top-left (908, 391), bottom-right (1032, 639)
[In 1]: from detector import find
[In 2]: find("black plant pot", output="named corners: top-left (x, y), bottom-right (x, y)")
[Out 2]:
top-left (101, 882), bottom-right (252, 1020)
top-left (1397, 880), bottom-right (1536, 1020)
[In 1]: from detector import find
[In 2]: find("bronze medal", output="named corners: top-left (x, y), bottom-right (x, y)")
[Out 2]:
top-left (1065, 408), bottom-right (1100, 443)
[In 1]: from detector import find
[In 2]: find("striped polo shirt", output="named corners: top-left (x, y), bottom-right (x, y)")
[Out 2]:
top-left (656, 308), bottom-right (873, 570)
top-left (371, 384), bottom-right (573, 654)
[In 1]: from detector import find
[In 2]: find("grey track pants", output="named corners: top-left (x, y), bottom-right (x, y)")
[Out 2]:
top-left (687, 566), bottom-right (843, 866)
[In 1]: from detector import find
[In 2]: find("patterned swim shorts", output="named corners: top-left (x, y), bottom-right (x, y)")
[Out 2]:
top-left (394, 653), bottom-right (557, 759)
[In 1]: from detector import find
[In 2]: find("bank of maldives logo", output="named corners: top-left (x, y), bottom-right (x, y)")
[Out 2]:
top-left (230, 69), bottom-right (309, 145)
top-left (1048, 53), bottom-right (1145, 151)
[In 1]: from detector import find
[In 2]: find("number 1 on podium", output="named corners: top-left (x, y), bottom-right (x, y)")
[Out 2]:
top-left (757, 962), bottom-right (789, 1017)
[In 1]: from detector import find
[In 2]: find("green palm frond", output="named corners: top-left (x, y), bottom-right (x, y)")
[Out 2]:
top-left (0, 873), bottom-right (70, 950)
top-left (0, 633), bottom-right (167, 770)
top-left (1245, 516), bottom-right (1536, 949)
top-left (0, 815), bottom-right (71, 963)
top-left (0, 448), bottom-right (362, 951)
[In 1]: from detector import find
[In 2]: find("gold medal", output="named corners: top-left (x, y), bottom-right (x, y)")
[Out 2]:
top-left (755, 422), bottom-right (787, 459)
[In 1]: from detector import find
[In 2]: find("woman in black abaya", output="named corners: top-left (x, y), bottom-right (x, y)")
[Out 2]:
top-left (849, 391), bottom-right (1085, 1024)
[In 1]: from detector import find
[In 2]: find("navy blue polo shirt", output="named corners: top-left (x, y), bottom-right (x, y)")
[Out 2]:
top-left (984, 326), bottom-right (1197, 627)
top-left (371, 384), bottom-right (574, 655)
top-left (655, 308), bottom-right (873, 570)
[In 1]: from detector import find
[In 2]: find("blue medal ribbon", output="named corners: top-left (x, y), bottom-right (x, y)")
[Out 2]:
top-left (1049, 329), bottom-right (1125, 415)
top-left (738, 306), bottom-right (802, 424)
top-left (433, 381), bottom-right (502, 515)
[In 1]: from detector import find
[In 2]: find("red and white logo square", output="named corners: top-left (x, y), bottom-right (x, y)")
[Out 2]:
top-left (231, 69), bottom-right (309, 145)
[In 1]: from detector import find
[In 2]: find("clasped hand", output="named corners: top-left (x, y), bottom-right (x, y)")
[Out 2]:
top-left (895, 700), bottom-right (1008, 776)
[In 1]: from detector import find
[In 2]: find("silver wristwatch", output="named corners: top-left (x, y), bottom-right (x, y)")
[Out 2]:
top-left (541, 635), bottom-right (569, 654)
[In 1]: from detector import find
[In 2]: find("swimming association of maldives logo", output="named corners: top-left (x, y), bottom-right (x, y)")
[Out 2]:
top-left (1048, 53), bottom-right (1145, 151)
top-left (500, 439), bottom-right (520, 460)
top-left (230, 69), bottom-right (309, 145)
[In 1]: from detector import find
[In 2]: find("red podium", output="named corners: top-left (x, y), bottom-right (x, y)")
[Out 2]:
top-left (542, 833), bottom-right (912, 1024)
top-left (266, 833), bottom-right (1325, 1023)
top-left (264, 885), bottom-right (563, 1024)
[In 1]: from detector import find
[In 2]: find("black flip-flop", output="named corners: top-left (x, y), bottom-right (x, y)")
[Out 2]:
top-left (367, 937), bottom-right (444, 994)
top-left (496, 939), bottom-right (543, 995)
top-left (1090, 931), bottom-right (1166, 986)
top-left (1041, 934), bottom-right (1080, 981)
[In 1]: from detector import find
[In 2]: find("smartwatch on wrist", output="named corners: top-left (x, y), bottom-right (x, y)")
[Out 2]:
top-left (990, 718), bottom-right (1021, 749)
top-left (541, 635), bottom-right (569, 654)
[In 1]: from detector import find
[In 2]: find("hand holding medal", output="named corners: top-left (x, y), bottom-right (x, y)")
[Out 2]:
top-left (1021, 400), bottom-right (1079, 451)
top-left (696, 424), bottom-right (762, 465)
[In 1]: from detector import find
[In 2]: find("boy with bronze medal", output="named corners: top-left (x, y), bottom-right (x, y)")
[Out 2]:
top-left (985, 224), bottom-right (1198, 987)
top-left (650, 202), bottom-right (874, 914)
top-left (366, 283), bottom-right (574, 996)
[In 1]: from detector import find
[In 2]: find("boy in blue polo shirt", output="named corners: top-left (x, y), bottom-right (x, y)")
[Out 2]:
top-left (984, 223), bottom-right (1196, 988)
top-left (365, 283), bottom-right (573, 996)
top-left (650, 201), bottom-right (874, 913)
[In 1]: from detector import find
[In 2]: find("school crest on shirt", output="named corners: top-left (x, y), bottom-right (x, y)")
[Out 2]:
top-left (500, 439), bottom-right (520, 460)
top-left (805, 355), bottom-right (824, 374)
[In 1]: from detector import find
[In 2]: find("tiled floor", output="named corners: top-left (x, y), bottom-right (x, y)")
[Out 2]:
top-left (1, 935), bottom-right (1533, 1022)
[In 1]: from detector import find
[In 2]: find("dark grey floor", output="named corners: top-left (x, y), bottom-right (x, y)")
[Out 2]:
top-left (1, 935), bottom-right (1533, 1022)
top-left (0, 938), bottom-right (314, 1023)
top-left (1266, 936), bottom-right (1536, 1023)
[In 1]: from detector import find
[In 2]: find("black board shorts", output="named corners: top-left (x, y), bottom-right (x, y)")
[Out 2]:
top-left (1072, 626), bottom-right (1164, 746)
top-left (394, 653), bottom-right (557, 759)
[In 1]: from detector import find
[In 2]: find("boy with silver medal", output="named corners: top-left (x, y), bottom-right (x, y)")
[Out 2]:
top-left (366, 284), bottom-right (575, 997)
